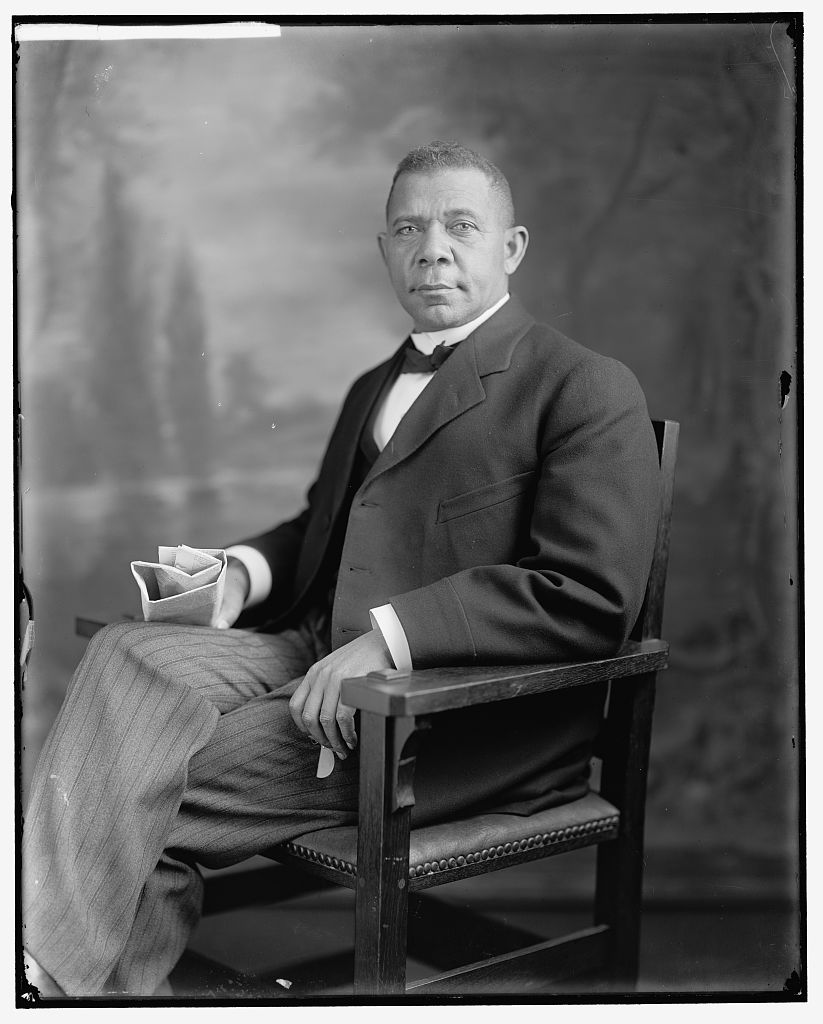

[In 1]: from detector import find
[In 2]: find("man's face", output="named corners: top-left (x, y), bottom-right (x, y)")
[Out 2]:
top-left (378, 168), bottom-right (528, 332)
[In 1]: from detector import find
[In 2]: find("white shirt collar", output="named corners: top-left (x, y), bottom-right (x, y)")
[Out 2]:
top-left (409, 293), bottom-right (510, 355)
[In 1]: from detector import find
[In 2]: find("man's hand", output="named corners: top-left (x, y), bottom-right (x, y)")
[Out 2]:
top-left (215, 557), bottom-right (251, 629)
top-left (289, 630), bottom-right (393, 759)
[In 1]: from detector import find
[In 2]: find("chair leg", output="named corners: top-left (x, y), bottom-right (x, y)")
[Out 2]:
top-left (594, 671), bottom-right (657, 988)
top-left (353, 711), bottom-right (417, 995)
top-left (594, 827), bottom-right (643, 986)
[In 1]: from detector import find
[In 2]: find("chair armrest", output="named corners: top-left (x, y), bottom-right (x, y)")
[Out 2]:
top-left (341, 638), bottom-right (668, 718)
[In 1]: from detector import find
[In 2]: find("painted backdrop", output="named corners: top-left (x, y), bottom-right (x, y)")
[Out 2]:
top-left (17, 21), bottom-right (798, 922)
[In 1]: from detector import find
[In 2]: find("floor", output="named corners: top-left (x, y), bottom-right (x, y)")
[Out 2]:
top-left (162, 850), bottom-right (802, 1003)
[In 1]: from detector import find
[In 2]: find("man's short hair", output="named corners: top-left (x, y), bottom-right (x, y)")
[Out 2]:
top-left (386, 141), bottom-right (516, 228)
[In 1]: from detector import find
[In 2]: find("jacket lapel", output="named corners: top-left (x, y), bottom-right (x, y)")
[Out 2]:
top-left (364, 295), bottom-right (535, 483)
top-left (322, 344), bottom-right (406, 513)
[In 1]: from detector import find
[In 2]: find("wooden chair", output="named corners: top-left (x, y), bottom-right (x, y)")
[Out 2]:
top-left (263, 418), bottom-right (679, 995)
top-left (76, 418), bottom-right (678, 997)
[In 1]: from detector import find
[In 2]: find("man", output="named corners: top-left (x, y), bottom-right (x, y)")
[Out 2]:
top-left (22, 142), bottom-right (660, 997)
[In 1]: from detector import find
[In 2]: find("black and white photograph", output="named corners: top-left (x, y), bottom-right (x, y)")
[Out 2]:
top-left (13, 12), bottom-right (803, 1007)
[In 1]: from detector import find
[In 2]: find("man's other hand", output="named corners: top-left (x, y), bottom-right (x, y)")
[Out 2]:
top-left (289, 630), bottom-right (393, 758)
top-left (215, 557), bottom-right (251, 629)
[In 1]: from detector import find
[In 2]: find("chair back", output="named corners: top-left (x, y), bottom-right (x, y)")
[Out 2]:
top-left (629, 419), bottom-right (680, 642)
top-left (594, 418), bottom-right (678, 766)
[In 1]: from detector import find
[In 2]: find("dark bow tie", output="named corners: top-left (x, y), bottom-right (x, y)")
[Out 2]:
top-left (400, 341), bottom-right (459, 374)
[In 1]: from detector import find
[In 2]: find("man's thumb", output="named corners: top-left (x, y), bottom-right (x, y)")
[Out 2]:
top-left (216, 592), bottom-right (242, 629)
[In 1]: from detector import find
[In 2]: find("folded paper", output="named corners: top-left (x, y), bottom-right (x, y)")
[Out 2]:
top-left (131, 545), bottom-right (227, 627)
top-left (316, 745), bottom-right (336, 779)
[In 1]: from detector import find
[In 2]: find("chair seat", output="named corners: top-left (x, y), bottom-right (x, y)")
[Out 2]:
top-left (268, 791), bottom-right (619, 892)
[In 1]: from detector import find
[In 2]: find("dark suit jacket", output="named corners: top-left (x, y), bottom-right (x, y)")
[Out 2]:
top-left (237, 295), bottom-right (660, 671)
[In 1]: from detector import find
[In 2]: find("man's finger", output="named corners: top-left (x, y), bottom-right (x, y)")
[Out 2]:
top-left (318, 680), bottom-right (347, 758)
top-left (300, 673), bottom-right (331, 747)
top-left (337, 704), bottom-right (358, 751)
top-left (288, 675), bottom-right (313, 735)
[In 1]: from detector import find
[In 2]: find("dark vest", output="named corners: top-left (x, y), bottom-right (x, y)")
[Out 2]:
top-left (303, 369), bottom-right (396, 636)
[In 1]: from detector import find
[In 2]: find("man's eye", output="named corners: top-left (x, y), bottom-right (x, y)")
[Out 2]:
top-left (396, 225), bottom-right (416, 235)
top-left (452, 222), bottom-right (476, 233)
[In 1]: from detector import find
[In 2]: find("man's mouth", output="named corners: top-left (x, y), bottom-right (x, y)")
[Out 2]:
top-left (415, 284), bottom-right (453, 292)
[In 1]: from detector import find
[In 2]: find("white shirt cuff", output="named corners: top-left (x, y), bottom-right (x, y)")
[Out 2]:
top-left (369, 604), bottom-right (413, 673)
top-left (224, 545), bottom-right (273, 608)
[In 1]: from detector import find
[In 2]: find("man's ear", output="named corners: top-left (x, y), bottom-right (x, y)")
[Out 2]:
top-left (503, 226), bottom-right (529, 276)
top-left (376, 232), bottom-right (388, 266)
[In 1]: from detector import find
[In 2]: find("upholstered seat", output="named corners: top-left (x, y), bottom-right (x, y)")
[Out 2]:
top-left (271, 791), bottom-right (620, 890)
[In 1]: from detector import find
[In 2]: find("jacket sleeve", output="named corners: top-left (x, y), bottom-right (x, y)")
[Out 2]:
top-left (389, 357), bottom-right (661, 667)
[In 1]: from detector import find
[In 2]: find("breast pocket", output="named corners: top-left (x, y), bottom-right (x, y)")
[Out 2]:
top-left (436, 470), bottom-right (536, 524)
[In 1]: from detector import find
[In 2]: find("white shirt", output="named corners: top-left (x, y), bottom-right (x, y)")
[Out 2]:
top-left (227, 293), bottom-right (510, 671)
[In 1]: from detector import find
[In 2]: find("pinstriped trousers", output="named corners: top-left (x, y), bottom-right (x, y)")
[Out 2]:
top-left (22, 617), bottom-right (361, 997)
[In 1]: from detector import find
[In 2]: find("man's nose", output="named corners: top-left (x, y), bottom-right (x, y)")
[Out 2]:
top-left (416, 225), bottom-right (454, 265)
